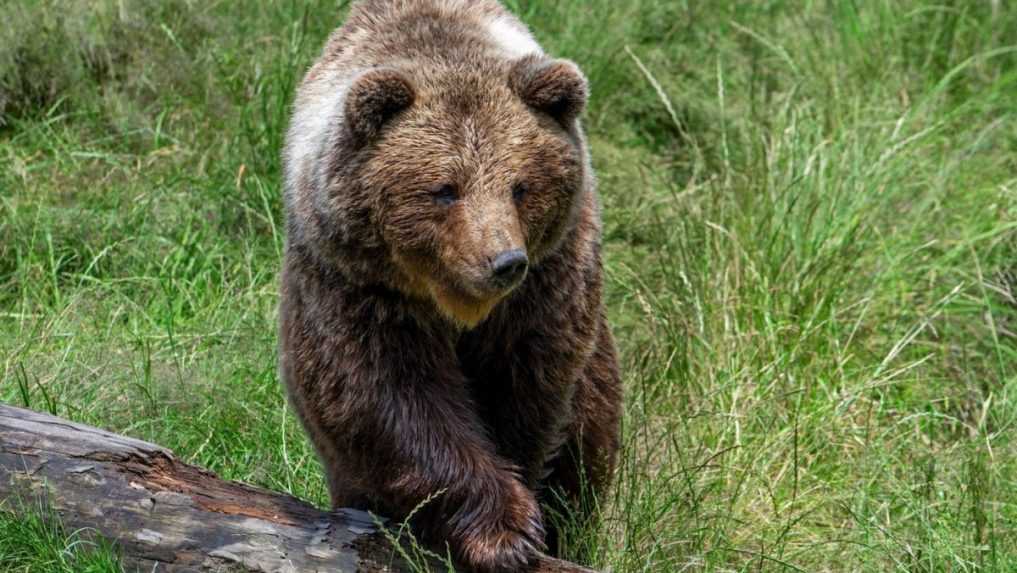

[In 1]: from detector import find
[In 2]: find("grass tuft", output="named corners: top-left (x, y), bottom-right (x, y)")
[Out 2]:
top-left (0, 498), bottom-right (123, 573)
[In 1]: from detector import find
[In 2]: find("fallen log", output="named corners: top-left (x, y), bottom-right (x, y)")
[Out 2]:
top-left (0, 404), bottom-right (596, 573)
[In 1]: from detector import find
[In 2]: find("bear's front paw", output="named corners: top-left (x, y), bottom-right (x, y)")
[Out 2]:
top-left (455, 479), bottom-right (545, 573)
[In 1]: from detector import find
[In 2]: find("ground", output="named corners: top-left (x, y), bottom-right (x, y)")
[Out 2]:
top-left (1, 1), bottom-right (1015, 571)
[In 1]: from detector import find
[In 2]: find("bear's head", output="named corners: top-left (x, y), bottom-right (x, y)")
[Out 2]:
top-left (327, 55), bottom-right (590, 327)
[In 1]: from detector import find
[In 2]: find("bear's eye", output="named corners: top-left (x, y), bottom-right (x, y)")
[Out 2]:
top-left (431, 184), bottom-right (459, 206)
top-left (512, 183), bottom-right (529, 203)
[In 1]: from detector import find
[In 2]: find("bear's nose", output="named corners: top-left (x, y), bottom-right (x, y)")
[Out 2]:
top-left (490, 249), bottom-right (529, 287)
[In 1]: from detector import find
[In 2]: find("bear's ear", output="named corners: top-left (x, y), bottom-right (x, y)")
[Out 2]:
top-left (509, 55), bottom-right (588, 124)
top-left (344, 68), bottom-right (416, 144)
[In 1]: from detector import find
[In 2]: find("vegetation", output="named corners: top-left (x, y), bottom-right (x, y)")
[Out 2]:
top-left (2, 0), bottom-right (1015, 570)
top-left (0, 499), bottom-right (122, 573)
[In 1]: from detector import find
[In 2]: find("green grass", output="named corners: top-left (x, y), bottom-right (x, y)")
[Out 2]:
top-left (2, 0), bottom-right (1016, 571)
top-left (0, 499), bottom-right (122, 573)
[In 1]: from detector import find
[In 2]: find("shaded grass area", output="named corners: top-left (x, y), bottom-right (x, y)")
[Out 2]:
top-left (2, 0), bottom-right (1016, 571)
top-left (0, 499), bottom-right (122, 573)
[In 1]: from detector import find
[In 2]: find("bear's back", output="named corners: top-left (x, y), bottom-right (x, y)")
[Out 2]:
top-left (319, 0), bottom-right (542, 69)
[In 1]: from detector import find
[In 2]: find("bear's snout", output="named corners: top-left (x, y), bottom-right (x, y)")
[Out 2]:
top-left (489, 249), bottom-right (529, 289)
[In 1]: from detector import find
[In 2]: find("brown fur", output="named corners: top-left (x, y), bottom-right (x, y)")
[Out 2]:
top-left (279, 1), bottom-right (621, 571)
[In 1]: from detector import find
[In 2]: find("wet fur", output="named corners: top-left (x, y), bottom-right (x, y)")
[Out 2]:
top-left (280, 1), bottom-right (621, 570)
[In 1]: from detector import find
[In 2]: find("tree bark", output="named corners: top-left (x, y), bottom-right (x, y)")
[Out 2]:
top-left (0, 404), bottom-right (596, 573)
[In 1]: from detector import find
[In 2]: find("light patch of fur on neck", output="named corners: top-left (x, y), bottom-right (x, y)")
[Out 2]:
top-left (485, 16), bottom-right (543, 58)
top-left (283, 71), bottom-right (354, 199)
top-left (430, 283), bottom-right (503, 329)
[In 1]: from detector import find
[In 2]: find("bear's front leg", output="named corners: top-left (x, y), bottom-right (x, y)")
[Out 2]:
top-left (369, 374), bottom-right (546, 572)
top-left (282, 298), bottom-right (545, 573)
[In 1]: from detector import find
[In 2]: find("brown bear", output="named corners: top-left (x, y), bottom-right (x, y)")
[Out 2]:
top-left (278, 1), bottom-right (622, 571)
